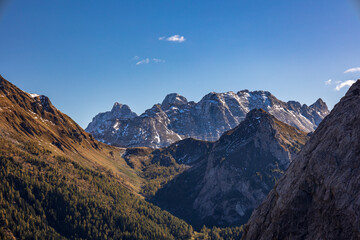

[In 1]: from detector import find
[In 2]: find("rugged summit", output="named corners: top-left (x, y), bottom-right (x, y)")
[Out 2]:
top-left (86, 90), bottom-right (328, 148)
top-left (242, 80), bottom-right (360, 240)
top-left (153, 109), bottom-right (309, 228)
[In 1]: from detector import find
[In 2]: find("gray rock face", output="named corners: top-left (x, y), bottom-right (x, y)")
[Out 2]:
top-left (153, 109), bottom-right (309, 229)
top-left (242, 80), bottom-right (360, 240)
top-left (86, 91), bottom-right (329, 148)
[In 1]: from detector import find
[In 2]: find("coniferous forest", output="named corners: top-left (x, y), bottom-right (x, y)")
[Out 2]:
top-left (0, 138), bottom-right (243, 240)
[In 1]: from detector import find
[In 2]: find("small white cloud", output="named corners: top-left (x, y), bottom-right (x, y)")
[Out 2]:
top-left (334, 80), bottom-right (356, 91)
top-left (152, 58), bottom-right (165, 63)
top-left (132, 56), bottom-right (140, 60)
top-left (135, 57), bottom-right (165, 65)
top-left (344, 67), bottom-right (360, 74)
top-left (136, 58), bottom-right (150, 65)
top-left (325, 79), bottom-right (332, 85)
top-left (167, 35), bottom-right (186, 42)
top-left (159, 35), bottom-right (186, 43)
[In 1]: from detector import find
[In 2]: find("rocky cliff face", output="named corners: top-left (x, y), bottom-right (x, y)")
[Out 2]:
top-left (86, 91), bottom-right (329, 148)
top-left (242, 80), bottom-right (360, 240)
top-left (153, 109), bottom-right (309, 229)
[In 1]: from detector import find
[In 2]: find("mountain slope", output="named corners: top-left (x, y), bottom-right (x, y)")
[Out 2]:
top-left (242, 80), bottom-right (360, 240)
top-left (153, 109), bottom-right (309, 229)
top-left (0, 75), bottom-right (245, 239)
top-left (0, 75), bottom-right (143, 192)
top-left (86, 91), bottom-right (328, 148)
top-left (122, 138), bottom-right (213, 198)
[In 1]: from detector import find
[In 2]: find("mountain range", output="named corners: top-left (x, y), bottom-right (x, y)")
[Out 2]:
top-left (86, 91), bottom-right (329, 148)
top-left (2, 74), bottom-right (360, 240)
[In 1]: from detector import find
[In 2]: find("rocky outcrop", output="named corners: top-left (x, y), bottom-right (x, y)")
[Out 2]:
top-left (242, 80), bottom-right (360, 240)
top-left (86, 91), bottom-right (329, 148)
top-left (153, 109), bottom-right (309, 229)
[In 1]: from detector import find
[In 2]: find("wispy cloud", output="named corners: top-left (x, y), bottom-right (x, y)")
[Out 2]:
top-left (152, 58), bottom-right (165, 63)
top-left (344, 67), bottom-right (360, 74)
top-left (136, 58), bottom-right (150, 65)
top-left (335, 80), bottom-right (356, 91)
top-left (159, 35), bottom-right (186, 43)
top-left (325, 79), bottom-right (332, 85)
top-left (133, 57), bottom-right (165, 65)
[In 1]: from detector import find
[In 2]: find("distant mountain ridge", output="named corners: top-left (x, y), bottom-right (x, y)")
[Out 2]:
top-left (86, 90), bottom-right (329, 148)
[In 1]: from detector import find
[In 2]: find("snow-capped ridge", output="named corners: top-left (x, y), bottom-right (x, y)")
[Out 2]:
top-left (86, 89), bottom-right (329, 148)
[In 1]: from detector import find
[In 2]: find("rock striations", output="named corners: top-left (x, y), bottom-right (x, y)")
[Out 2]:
top-left (86, 91), bottom-right (329, 148)
top-left (153, 109), bottom-right (309, 229)
top-left (242, 80), bottom-right (360, 240)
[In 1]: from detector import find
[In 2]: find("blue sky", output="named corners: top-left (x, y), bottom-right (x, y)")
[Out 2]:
top-left (1, 0), bottom-right (360, 128)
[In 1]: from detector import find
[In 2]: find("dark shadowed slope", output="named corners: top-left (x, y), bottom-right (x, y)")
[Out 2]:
top-left (242, 80), bottom-right (360, 240)
top-left (153, 109), bottom-right (309, 229)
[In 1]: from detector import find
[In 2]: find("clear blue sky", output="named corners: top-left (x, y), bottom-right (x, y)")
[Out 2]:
top-left (1, 0), bottom-right (360, 128)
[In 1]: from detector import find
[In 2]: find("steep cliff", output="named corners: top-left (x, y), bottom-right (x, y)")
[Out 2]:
top-left (242, 80), bottom-right (360, 240)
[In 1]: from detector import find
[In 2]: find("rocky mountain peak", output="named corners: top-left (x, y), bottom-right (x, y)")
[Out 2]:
top-left (244, 108), bottom-right (268, 120)
top-left (200, 92), bottom-right (221, 102)
top-left (110, 102), bottom-right (137, 119)
top-left (224, 109), bottom-right (274, 137)
top-left (310, 97), bottom-right (328, 110)
top-left (287, 100), bottom-right (302, 110)
top-left (161, 93), bottom-right (188, 108)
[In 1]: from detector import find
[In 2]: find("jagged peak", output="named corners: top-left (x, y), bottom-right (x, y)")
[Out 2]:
top-left (111, 102), bottom-right (129, 112)
top-left (221, 109), bottom-right (274, 137)
top-left (199, 92), bottom-right (223, 103)
top-left (111, 102), bottom-right (137, 119)
top-left (237, 89), bottom-right (250, 94)
top-left (143, 104), bottom-right (163, 116)
top-left (310, 98), bottom-right (328, 110)
top-left (315, 98), bottom-right (325, 104)
top-left (287, 100), bottom-right (302, 108)
top-left (161, 93), bottom-right (188, 108)
top-left (251, 90), bottom-right (272, 95)
top-left (236, 89), bottom-right (272, 96)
